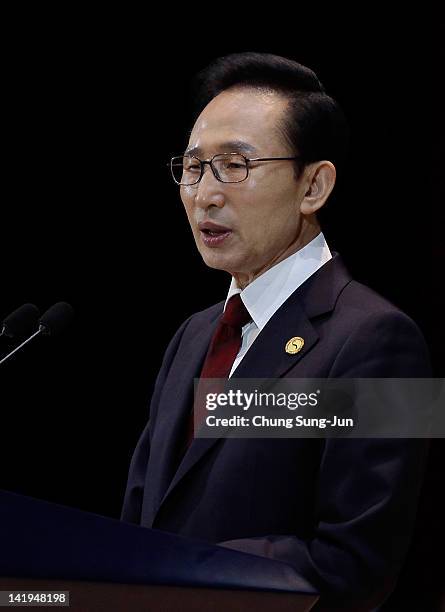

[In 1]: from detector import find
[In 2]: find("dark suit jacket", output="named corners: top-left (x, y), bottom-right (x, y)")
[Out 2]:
top-left (121, 253), bottom-right (431, 601)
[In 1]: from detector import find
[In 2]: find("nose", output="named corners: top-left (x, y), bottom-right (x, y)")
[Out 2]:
top-left (193, 164), bottom-right (226, 210)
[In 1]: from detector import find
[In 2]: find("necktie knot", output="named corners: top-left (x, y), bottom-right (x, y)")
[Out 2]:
top-left (221, 294), bottom-right (251, 329)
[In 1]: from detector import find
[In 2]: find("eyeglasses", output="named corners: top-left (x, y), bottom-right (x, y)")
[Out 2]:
top-left (169, 153), bottom-right (300, 185)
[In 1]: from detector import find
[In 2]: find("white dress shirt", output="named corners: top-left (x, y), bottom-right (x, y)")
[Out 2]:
top-left (225, 232), bottom-right (332, 377)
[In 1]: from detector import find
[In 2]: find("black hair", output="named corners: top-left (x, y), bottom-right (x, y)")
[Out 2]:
top-left (189, 52), bottom-right (349, 178)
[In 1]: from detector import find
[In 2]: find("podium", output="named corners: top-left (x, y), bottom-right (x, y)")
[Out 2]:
top-left (0, 490), bottom-right (319, 611)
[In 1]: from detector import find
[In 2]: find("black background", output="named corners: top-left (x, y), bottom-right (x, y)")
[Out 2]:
top-left (1, 14), bottom-right (444, 609)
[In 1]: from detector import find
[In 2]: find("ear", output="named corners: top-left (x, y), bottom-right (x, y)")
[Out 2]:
top-left (300, 161), bottom-right (336, 215)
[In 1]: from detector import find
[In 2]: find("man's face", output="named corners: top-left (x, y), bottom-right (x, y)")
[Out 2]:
top-left (180, 88), bottom-right (309, 285)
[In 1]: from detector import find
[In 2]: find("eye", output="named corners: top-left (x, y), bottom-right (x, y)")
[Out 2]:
top-left (221, 158), bottom-right (245, 170)
top-left (183, 159), bottom-right (201, 172)
top-left (227, 162), bottom-right (244, 169)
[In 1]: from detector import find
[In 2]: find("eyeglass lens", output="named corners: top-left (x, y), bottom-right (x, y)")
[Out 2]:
top-left (171, 154), bottom-right (248, 185)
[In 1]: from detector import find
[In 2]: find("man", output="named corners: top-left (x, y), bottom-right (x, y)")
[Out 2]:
top-left (121, 53), bottom-right (431, 606)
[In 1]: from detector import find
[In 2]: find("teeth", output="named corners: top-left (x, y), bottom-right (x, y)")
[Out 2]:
top-left (202, 228), bottom-right (229, 235)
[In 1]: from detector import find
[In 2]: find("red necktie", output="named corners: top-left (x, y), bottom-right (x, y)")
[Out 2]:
top-left (185, 294), bottom-right (251, 447)
top-left (200, 293), bottom-right (251, 378)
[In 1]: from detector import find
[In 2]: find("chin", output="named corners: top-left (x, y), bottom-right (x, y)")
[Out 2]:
top-left (199, 249), bottom-right (240, 275)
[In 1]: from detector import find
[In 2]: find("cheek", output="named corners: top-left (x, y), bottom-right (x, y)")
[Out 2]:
top-left (180, 189), bottom-right (195, 220)
top-left (235, 207), bottom-right (281, 259)
top-left (237, 181), bottom-right (298, 242)
top-left (180, 187), bottom-right (189, 206)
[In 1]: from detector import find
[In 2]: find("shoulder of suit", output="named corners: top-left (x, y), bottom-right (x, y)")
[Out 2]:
top-left (339, 279), bottom-right (406, 315)
top-left (335, 279), bottom-right (426, 339)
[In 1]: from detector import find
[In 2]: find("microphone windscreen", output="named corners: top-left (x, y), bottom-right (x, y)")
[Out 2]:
top-left (39, 302), bottom-right (75, 336)
top-left (2, 303), bottom-right (40, 337)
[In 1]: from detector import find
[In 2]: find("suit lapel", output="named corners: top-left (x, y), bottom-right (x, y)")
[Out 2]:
top-left (147, 309), bottom-right (221, 521)
top-left (231, 298), bottom-right (318, 378)
top-left (232, 252), bottom-right (352, 378)
top-left (153, 253), bottom-right (352, 522)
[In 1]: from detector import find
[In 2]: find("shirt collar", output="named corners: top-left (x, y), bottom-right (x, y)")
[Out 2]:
top-left (224, 232), bottom-right (332, 331)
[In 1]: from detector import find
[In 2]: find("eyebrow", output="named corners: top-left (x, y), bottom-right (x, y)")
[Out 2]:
top-left (185, 140), bottom-right (258, 157)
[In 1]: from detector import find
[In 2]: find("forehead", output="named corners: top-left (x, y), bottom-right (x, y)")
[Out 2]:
top-left (187, 88), bottom-right (289, 155)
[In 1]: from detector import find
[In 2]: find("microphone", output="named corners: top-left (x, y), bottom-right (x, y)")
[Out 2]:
top-left (0, 304), bottom-right (40, 339)
top-left (39, 302), bottom-right (75, 336)
top-left (0, 302), bottom-right (74, 366)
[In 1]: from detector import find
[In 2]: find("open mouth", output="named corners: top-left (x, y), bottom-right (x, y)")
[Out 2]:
top-left (201, 229), bottom-right (228, 237)
top-left (199, 228), bottom-right (232, 247)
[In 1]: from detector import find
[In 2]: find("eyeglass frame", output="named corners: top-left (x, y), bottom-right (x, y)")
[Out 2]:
top-left (169, 152), bottom-right (301, 185)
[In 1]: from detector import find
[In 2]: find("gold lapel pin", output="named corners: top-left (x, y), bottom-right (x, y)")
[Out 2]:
top-left (285, 336), bottom-right (305, 355)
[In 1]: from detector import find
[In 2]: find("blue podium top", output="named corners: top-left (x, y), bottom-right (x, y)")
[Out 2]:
top-left (0, 489), bottom-right (316, 594)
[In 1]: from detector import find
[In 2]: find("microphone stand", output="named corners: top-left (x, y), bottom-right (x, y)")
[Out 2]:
top-left (0, 326), bottom-right (45, 366)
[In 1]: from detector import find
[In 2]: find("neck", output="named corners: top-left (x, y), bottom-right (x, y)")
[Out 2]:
top-left (233, 220), bottom-right (321, 290)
